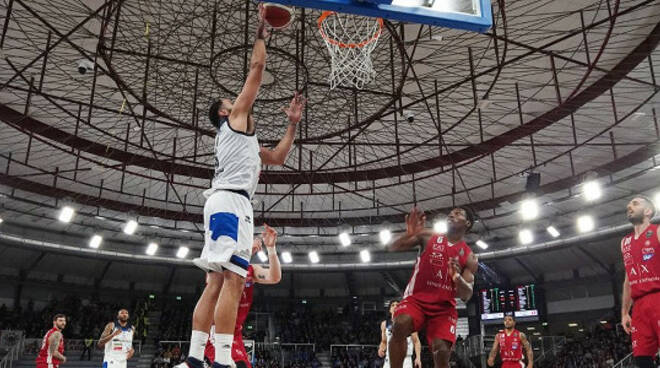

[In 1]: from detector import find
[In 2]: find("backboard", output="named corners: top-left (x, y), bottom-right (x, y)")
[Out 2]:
top-left (263, 0), bottom-right (492, 33)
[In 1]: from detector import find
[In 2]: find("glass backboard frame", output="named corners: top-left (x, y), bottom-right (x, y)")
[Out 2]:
top-left (263, 0), bottom-right (492, 33)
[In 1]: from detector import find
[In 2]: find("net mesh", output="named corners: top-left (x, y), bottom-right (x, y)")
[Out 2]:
top-left (318, 12), bottom-right (383, 90)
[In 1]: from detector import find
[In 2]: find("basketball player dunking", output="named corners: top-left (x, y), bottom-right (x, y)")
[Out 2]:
top-left (487, 315), bottom-right (533, 368)
top-left (388, 207), bottom-right (478, 368)
top-left (97, 309), bottom-right (135, 368)
top-left (620, 195), bottom-right (660, 368)
top-left (36, 314), bottom-right (67, 368)
top-left (203, 225), bottom-right (283, 368)
top-left (379, 300), bottom-right (421, 368)
top-left (179, 5), bottom-right (304, 368)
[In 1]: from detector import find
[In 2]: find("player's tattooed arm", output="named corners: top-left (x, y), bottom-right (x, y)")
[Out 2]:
top-left (450, 252), bottom-right (478, 302)
top-left (254, 224), bottom-right (282, 284)
top-left (97, 322), bottom-right (118, 348)
top-left (486, 335), bottom-right (498, 367)
top-left (390, 207), bottom-right (433, 251)
top-left (48, 331), bottom-right (66, 363)
top-left (520, 332), bottom-right (533, 368)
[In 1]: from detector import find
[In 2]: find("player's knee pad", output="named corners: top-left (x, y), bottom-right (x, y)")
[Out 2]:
top-left (235, 361), bottom-right (248, 368)
top-left (634, 356), bottom-right (654, 368)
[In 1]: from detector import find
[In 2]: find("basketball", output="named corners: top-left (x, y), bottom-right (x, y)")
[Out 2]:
top-left (262, 3), bottom-right (294, 29)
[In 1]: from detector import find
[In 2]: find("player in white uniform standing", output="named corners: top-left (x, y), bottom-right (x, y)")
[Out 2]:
top-left (178, 5), bottom-right (304, 368)
top-left (379, 301), bottom-right (422, 368)
top-left (97, 309), bottom-right (135, 368)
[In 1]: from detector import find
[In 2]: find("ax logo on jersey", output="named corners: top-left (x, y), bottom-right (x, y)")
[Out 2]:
top-left (642, 247), bottom-right (655, 261)
top-left (647, 230), bottom-right (654, 238)
top-left (430, 251), bottom-right (444, 266)
top-left (433, 238), bottom-right (445, 252)
top-left (511, 342), bottom-right (519, 350)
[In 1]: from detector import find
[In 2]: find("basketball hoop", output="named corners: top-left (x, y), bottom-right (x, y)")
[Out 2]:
top-left (317, 11), bottom-right (384, 90)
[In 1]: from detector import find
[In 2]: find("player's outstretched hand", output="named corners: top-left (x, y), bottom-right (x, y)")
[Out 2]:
top-left (256, 3), bottom-right (270, 40)
top-left (448, 256), bottom-right (462, 283)
top-left (282, 92), bottom-right (306, 125)
top-left (405, 207), bottom-right (426, 236)
top-left (251, 237), bottom-right (262, 255)
top-left (621, 313), bottom-right (632, 334)
top-left (262, 223), bottom-right (278, 249)
top-left (487, 357), bottom-right (494, 367)
top-left (377, 346), bottom-right (385, 358)
top-left (414, 358), bottom-right (422, 368)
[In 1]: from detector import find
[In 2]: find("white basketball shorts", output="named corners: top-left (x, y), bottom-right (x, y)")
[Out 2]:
top-left (103, 359), bottom-right (127, 368)
top-left (193, 190), bottom-right (253, 277)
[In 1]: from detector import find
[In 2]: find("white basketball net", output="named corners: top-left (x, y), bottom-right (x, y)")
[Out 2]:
top-left (318, 12), bottom-right (383, 90)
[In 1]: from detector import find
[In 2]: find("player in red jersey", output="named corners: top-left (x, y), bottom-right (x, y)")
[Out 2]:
top-left (36, 314), bottom-right (67, 368)
top-left (202, 225), bottom-right (282, 368)
top-left (620, 195), bottom-right (660, 368)
top-left (487, 315), bottom-right (533, 368)
top-left (388, 207), bottom-right (478, 368)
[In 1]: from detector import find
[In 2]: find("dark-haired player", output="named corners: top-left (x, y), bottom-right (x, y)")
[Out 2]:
top-left (179, 5), bottom-right (304, 368)
top-left (620, 195), bottom-right (660, 368)
top-left (379, 300), bottom-right (422, 368)
top-left (97, 309), bottom-right (135, 368)
top-left (487, 315), bottom-right (533, 368)
top-left (388, 207), bottom-right (478, 368)
top-left (36, 314), bottom-right (67, 368)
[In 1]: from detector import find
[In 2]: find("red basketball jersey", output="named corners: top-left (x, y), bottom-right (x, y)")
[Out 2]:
top-left (35, 328), bottom-right (64, 367)
top-left (621, 224), bottom-right (660, 300)
top-left (402, 234), bottom-right (472, 310)
top-left (497, 329), bottom-right (523, 362)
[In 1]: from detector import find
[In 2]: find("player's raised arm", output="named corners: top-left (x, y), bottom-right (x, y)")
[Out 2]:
top-left (390, 207), bottom-right (432, 252)
top-left (230, 4), bottom-right (269, 132)
top-left (260, 93), bottom-right (306, 165)
top-left (253, 224), bottom-right (282, 284)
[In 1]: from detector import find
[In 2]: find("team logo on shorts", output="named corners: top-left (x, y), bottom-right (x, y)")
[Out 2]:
top-left (642, 247), bottom-right (655, 261)
top-left (244, 215), bottom-right (252, 224)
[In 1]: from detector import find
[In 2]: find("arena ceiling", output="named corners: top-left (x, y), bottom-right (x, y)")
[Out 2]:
top-left (1, 0), bottom-right (660, 264)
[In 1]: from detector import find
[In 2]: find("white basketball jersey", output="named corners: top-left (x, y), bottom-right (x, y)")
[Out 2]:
top-left (205, 120), bottom-right (261, 199)
top-left (386, 321), bottom-right (413, 357)
top-left (104, 323), bottom-right (134, 362)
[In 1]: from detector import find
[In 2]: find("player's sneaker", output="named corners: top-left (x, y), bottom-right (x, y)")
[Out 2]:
top-left (174, 357), bottom-right (204, 368)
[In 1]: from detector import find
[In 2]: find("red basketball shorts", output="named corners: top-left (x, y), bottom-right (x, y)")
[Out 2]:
top-left (393, 296), bottom-right (458, 346)
top-left (631, 291), bottom-right (660, 357)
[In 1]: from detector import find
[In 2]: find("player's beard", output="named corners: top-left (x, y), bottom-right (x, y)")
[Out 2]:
top-left (627, 210), bottom-right (645, 224)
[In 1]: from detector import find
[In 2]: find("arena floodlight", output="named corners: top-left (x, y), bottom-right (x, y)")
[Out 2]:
top-left (309, 251), bottom-right (320, 263)
top-left (568, 323), bottom-right (578, 327)
top-left (89, 234), bottom-right (102, 249)
top-left (0, 218), bottom-right (3, 224)
top-left (583, 180), bottom-right (601, 201)
top-left (546, 226), bottom-right (560, 238)
top-left (282, 251), bottom-right (293, 263)
top-left (527, 327), bottom-right (535, 331)
top-left (577, 215), bottom-right (595, 233)
top-left (379, 229), bottom-right (392, 245)
top-left (360, 249), bottom-right (371, 263)
top-left (257, 250), bottom-right (268, 262)
top-left (476, 240), bottom-right (489, 249)
top-left (519, 229), bottom-right (533, 245)
top-left (433, 220), bottom-right (447, 234)
top-left (339, 232), bottom-right (351, 247)
top-left (146, 242), bottom-right (158, 256)
top-left (176, 246), bottom-right (189, 259)
top-left (123, 219), bottom-right (138, 235)
top-left (520, 198), bottom-right (539, 221)
top-left (58, 206), bottom-right (75, 223)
